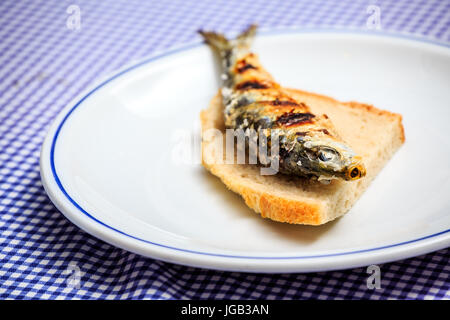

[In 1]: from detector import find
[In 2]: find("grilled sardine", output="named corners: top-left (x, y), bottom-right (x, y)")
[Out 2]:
top-left (199, 25), bottom-right (366, 182)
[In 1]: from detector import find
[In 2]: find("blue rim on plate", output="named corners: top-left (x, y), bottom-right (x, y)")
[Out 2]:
top-left (48, 29), bottom-right (450, 260)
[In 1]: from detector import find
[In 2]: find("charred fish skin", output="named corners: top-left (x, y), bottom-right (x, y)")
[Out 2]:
top-left (199, 25), bottom-right (366, 182)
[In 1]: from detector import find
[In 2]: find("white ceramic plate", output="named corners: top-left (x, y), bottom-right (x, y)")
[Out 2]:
top-left (40, 30), bottom-right (450, 273)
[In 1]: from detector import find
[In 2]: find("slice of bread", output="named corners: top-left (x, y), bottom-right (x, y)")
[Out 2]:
top-left (200, 89), bottom-right (405, 225)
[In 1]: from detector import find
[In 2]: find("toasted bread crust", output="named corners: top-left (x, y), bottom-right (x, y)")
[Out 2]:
top-left (200, 89), bottom-right (405, 225)
top-left (201, 158), bottom-right (324, 225)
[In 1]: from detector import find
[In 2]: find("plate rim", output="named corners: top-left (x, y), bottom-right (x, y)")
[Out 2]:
top-left (40, 28), bottom-right (450, 272)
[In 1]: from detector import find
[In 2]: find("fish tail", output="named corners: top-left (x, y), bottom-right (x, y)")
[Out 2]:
top-left (198, 24), bottom-right (258, 53)
top-left (198, 30), bottom-right (231, 53)
top-left (236, 24), bottom-right (257, 47)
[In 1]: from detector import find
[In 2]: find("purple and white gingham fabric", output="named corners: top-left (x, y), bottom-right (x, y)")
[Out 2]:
top-left (0, 0), bottom-right (449, 300)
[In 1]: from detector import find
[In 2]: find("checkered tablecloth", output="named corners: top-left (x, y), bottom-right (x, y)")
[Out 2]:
top-left (0, 0), bottom-right (449, 300)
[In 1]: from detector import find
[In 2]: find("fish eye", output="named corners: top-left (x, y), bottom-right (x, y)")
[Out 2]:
top-left (318, 148), bottom-right (338, 162)
top-left (350, 168), bottom-right (359, 178)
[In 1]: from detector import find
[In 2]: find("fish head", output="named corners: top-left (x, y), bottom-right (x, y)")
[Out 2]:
top-left (296, 136), bottom-right (366, 181)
